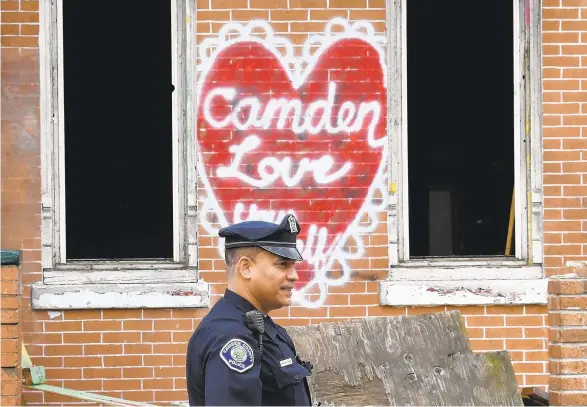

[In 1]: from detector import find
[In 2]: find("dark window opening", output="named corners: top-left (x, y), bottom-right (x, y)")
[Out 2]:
top-left (63, 0), bottom-right (173, 260)
top-left (407, 0), bottom-right (515, 258)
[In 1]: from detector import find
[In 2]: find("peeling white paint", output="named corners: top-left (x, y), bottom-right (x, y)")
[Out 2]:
top-left (380, 279), bottom-right (547, 306)
top-left (47, 311), bottom-right (61, 319)
top-left (32, 282), bottom-right (210, 310)
top-left (389, 265), bottom-right (543, 281)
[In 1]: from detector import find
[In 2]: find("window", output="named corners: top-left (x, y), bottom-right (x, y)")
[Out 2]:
top-left (382, 0), bottom-right (545, 305)
top-left (406, 0), bottom-right (514, 259)
top-left (63, 1), bottom-right (173, 260)
top-left (35, 0), bottom-right (207, 309)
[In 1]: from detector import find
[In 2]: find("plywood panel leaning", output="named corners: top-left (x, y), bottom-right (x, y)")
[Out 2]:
top-left (286, 310), bottom-right (524, 406)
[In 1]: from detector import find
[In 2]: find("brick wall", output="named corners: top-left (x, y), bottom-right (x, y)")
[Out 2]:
top-left (548, 262), bottom-right (587, 406)
top-left (1, 263), bottom-right (22, 407)
top-left (542, 0), bottom-right (587, 272)
top-left (1, 0), bottom-right (39, 405)
top-left (3, 0), bottom-right (587, 405)
top-left (543, 2), bottom-right (587, 402)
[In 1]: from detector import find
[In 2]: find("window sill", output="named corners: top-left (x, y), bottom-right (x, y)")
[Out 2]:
top-left (380, 264), bottom-right (547, 306)
top-left (32, 281), bottom-right (210, 310)
top-left (33, 262), bottom-right (210, 310)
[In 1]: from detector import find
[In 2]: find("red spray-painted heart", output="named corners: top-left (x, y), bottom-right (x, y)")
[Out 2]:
top-left (197, 37), bottom-right (387, 289)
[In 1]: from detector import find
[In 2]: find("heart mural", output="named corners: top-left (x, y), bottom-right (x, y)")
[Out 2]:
top-left (197, 19), bottom-right (388, 307)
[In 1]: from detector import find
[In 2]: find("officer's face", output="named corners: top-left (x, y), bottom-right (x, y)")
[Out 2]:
top-left (248, 250), bottom-right (298, 312)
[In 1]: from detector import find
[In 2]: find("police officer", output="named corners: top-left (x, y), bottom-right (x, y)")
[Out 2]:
top-left (186, 214), bottom-right (313, 406)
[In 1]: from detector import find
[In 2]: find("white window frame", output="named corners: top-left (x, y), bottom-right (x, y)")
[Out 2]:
top-left (33, 0), bottom-right (209, 309)
top-left (381, 0), bottom-right (546, 306)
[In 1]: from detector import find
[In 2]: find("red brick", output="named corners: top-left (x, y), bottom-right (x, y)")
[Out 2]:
top-left (506, 339), bottom-right (545, 350)
top-left (0, 381), bottom-right (19, 396)
top-left (193, 10), bottom-right (230, 21)
top-left (143, 355), bottom-right (173, 366)
top-left (564, 139), bottom-right (587, 149)
top-left (470, 339), bottom-right (505, 351)
top-left (104, 355), bottom-right (142, 367)
top-left (153, 366), bottom-right (185, 378)
top-left (559, 328), bottom-right (587, 342)
top-left (1, 11), bottom-right (39, 23)
top-left (123, 343), bottom-right (152, 354)
top-left (1, 326), bottom-right (18, 339)
top-left (83, 321), bottom-right (122, 331)
top-left (123, 320), bottom-right (153, 331)
top-left (210, 0), bottom-right (247, 7)
top-left (367, 306), bottom-right (406, 317)
top-left (249, 0), bottom-right (288, 7)
top-left (289, 0), bottom-right (328, 7)
top-left (544, 80), bottom-right (580, 91)
top-left (153, 319), bottom-right (192, 331)
top-left (102, 332), bottom-right (141, 343)
top-left (544, 45), bottom-right (561, 56)
top-left (550, 360), bottom-right (587, 374)
top-left (20, 24), bottom-right (38, 35)
top-left (546, 57), bottom-right (581, 68)
top-left (545, 245), bottom-right (582, 255)
top-left (330, 0), bottom-right (367, 7)
top-left (559, 296), bottom-right (587, 309)
top-left (548, 280), bottom-right (585, 294)
top-left (45, 321), bottom-right (82, 332)
top-left (328, 306), bottom-right (367, 317)
top-left (551, 376), bottom-right (587, 390)
top-left (63, 310), bottom-right (102, 321)
top-left (270, 10), bottom-right (308, 20)
top-left (142, 332), bottom-right (171, 343)
top-left (123, 367), bottom-right (154, 379)
top-left (553, 390), bottom-right (587, 405)
top-left (143, 378), bottom-right (174, 390)
top-left (563, 0), bottom-right (587, 6)
top-left (84, 344), bottom-right (122, 355)
top-left (513, 362), bottom-right (546, 374)
top-left (1, 24), bottom-right (19, 35)
top-left (1, 296), bottom-right (19, 309)
top-left (154, 390), bottom-right (188, 402)
top-left (485, 327), bottom-right (523, 338)
top-left (544, 8), bottom-right (579, 20)
top-left (550, 344), bottom-right (587, 358)
top-left (1, 1), bottom-right (19, 10)
top-left (1, 282), bottom-right (18, 296)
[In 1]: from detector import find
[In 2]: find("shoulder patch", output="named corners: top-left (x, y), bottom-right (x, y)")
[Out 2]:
top-left (219, 338), bottom-right (255, 373)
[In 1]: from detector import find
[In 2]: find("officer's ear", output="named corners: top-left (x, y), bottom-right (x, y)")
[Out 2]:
top-left (236, 256), bottom-right (253, 280)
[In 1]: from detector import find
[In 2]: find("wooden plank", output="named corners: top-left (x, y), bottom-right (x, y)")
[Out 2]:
top-left (286, 311), bottom-right (523, 406)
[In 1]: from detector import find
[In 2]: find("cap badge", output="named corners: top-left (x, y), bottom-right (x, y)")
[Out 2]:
top-left (287, 215), bottom-right (298, 234)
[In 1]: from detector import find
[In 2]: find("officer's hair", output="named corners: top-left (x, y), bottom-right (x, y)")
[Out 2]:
top-left (224, 246), bottom-right (264, 278)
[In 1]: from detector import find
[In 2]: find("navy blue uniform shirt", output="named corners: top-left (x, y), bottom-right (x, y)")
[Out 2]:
top-left (186, 289), bottom-right (313, 406)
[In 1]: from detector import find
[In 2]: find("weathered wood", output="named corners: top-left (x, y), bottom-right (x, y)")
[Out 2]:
top-left (286, 311), bottom-right (523, 406)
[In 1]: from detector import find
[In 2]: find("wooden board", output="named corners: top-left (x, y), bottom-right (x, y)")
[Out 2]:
top-left (286, 311), bottom-right (523, 406)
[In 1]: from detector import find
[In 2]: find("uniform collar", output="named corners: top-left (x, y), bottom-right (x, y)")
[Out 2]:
top-left (224, 289), bottom-right (280, 340)
top-left (223, 288), bottom-right (258, 314)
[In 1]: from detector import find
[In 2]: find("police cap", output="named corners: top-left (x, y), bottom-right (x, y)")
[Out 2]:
top-left (218, 214), bottom-right (303, 261)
